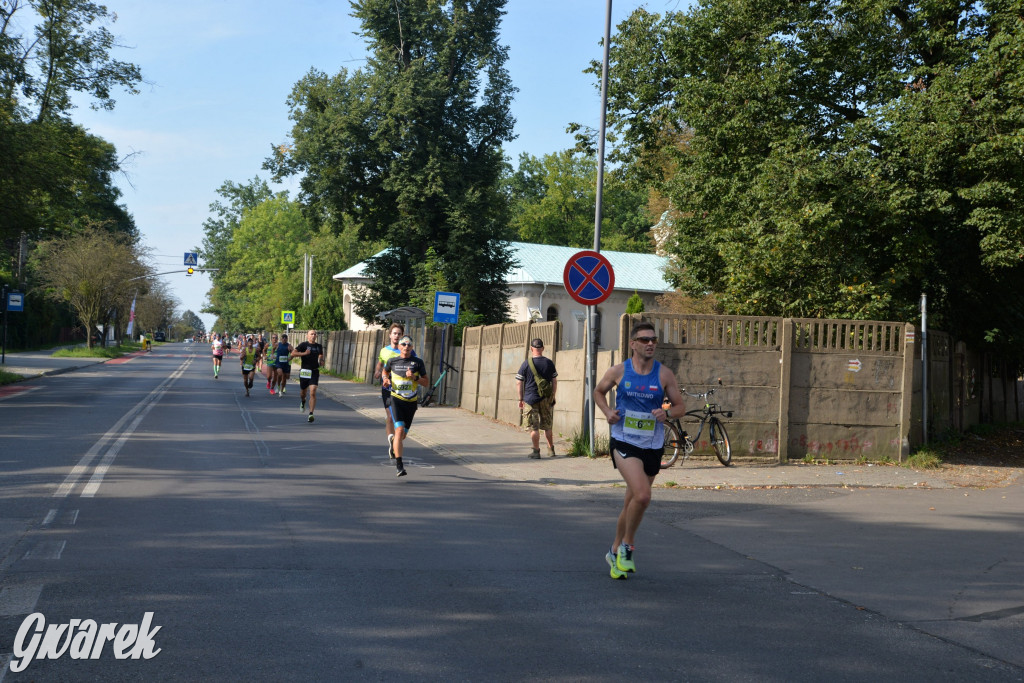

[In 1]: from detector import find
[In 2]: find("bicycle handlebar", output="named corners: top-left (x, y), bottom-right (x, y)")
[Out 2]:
top-left (677, 387), bottom-right (734, 418)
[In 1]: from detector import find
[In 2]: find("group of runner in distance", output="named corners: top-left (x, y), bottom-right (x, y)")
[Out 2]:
top-left (207, 324), bottom-right (428, 479)
top-left (209, 330), bottom-right (325, 423)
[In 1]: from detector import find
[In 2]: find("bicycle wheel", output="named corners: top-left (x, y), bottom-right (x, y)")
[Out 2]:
top-left (660, 421), bottom-right (684, 469)
top-left (710, 418), bottom-right (732, 466)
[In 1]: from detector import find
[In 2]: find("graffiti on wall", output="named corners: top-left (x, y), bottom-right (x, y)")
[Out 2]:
top-left (793, 433), bottom-right (876, 455)
top-left (746, 432), bottom-right (779, 454)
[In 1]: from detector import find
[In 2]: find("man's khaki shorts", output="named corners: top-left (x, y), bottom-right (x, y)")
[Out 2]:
top-left (525, 398), bottom-right (553, 431)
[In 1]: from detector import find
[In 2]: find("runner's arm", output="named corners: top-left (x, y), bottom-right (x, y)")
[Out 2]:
top-left (593, 365), bottom-right (624, 424)
top-left (659, 366), bottom-right (686, 420)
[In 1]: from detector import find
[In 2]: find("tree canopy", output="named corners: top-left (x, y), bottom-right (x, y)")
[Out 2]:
top-left (268, 0), bottom-right (518, 326)
top-left (206, 194), bottom-right (312, 332)
top-left (600, 1), bottom-right (1024, 349)
top-left (503, 150), bottom-right (653, 253)
top-left (1, 0), bottom-right (142, 347)
top-left (1, 0), bottom-right (142, 252)
top-left (34, 225), bottom-right (149, 347)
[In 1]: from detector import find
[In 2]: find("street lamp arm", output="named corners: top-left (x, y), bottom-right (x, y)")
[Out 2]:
top-left (127, 268), bottom-right (220, 281)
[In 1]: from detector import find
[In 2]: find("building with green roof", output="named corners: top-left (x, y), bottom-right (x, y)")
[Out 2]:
top-left (333, 241), bottom-right (670, 349)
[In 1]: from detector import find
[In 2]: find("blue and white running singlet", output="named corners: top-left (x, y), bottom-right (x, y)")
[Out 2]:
top-left (609, 359), bottom-right (665, 450)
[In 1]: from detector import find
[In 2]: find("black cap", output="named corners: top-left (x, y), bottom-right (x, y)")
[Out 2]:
top-left (530, 338), bottom-right (544, 349)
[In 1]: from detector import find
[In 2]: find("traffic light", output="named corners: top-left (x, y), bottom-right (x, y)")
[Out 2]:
top-left (186, 267), bottom-right (194, 276)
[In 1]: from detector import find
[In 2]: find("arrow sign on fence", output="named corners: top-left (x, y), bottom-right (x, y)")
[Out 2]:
top-left (847, 359), bottom-right (862, 372)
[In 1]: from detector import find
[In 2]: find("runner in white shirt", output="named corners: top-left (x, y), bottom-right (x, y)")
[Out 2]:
top-left (210, 333), bottom-right (224, 379)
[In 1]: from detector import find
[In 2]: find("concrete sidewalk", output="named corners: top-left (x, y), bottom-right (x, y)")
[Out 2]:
top-left (0, 347), bottom-right (109, 379)
top-left (314, 374), bottom-right (981, 490)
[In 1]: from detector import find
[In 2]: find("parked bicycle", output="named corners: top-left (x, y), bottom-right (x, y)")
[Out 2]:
top-left (661, 386), bottom-right (733, 468)
top-left (418, 359), bottom-right (459, 406)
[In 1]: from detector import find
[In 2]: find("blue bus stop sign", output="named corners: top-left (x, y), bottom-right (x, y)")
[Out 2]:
top-left (6, 291), bottom-right (24, 312)
top-left (433, 292), bottom-right (460, 325)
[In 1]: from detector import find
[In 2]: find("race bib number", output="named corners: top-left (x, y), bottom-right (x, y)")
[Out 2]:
top-left (279, 355), bottom-right (289, 364)
top-left (242, 364), bottom-right (254, 371)
top-left (393, 376), bottom-right (415, 397)
top-left (623, 410), bottom-right (656, 438)
top-left (299, 369), bottom-right (312, 379)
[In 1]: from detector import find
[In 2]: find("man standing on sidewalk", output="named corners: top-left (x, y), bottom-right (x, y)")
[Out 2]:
top-left (515, 338), bottom-right (558, 459)
top-left (593, 321), bottom-right (686, 580)
top-left (382, 336), bottom-right (429, 477)
top-left (291, 329), bottom-right (324, 422)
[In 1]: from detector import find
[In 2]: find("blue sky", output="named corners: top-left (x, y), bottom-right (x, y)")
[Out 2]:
top-left (73, 0), bottom-right (685, 331)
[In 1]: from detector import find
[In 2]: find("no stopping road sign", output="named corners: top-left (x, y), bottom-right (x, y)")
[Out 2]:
top-left (563, 250), bottom-right (615, 306)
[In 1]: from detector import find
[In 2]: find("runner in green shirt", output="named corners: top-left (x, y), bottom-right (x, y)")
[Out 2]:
top-left (374, 323), bottom-right (406, 458)
top-left (239, 337), bottom-right (258, 397)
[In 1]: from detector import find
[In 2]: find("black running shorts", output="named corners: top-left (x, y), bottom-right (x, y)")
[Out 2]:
top-left (610, 437), bottom-right (663, 477)
top-left (389, 397), bottom-right (418, 430)
top-left (298, 368), bottom-right (320, 390)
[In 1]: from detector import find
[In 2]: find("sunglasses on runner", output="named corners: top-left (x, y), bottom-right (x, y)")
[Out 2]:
top-left (633, 336), bottom-right (658, 344)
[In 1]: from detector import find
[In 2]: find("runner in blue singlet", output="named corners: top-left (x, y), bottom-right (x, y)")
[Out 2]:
top-left (274, 334), bottom-right (293, 396)
top-left (594, 321), bottom-right (687, 580)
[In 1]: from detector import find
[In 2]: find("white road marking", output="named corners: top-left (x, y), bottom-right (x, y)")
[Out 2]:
top-left (378, 458), bottom-right (435, 469)
top-left (21, 540), bottom-right (65, 560)
top-left (237, 396), bottom-right (271, 462)
top-left (55, 358), bottom-right (191, 498)
top-left (0, 584), bottom-right (42, 616)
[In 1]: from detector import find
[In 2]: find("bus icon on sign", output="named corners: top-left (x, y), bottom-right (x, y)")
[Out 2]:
top-left (433, 292), bottom-right (460, 324)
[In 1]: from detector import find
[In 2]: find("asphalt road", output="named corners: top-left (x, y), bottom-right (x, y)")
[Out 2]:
top-left (0, 344), bottom-right (1021, 681)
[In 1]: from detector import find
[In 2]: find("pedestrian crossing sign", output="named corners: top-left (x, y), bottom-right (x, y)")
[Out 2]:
top-left (184, 252), bottom-right (198, 266)
top-left (281, 310), bottom-right (295, 324)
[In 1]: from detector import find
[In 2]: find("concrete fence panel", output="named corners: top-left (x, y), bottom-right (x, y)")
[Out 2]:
top-left (497, 323), bottom-right (530, 426)
top-left (321, 310), bottom-right (1017, 462)
top-left (787, 319), bottom-right (908, 461)
top-left (460, 326), bottom-right (482, 413)
top-left (476, 325), bottom-right (503, 419)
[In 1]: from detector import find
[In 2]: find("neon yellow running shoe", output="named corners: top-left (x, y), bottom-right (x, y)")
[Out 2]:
top-left (606, 551), bottom-right (627, 580)
top-left (616, 543), bottom-right (636, 573)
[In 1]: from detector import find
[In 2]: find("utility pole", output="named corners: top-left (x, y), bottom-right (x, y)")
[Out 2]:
top-left (302, 254), bottom-right (314, 305)
top-left (585, 0), bottom-right (614, 456)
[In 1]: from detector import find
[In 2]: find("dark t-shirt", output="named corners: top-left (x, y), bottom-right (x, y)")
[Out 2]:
top-left (516, 355), bottom-right (557, 406)
top-left (384, 355), bottom-right (428, 403)
top-left (294, 341), bottom-right (323, 370)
